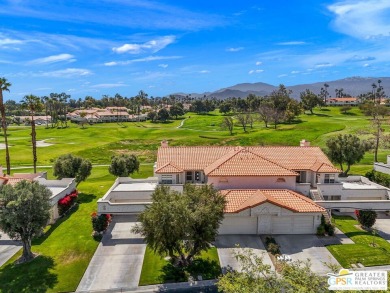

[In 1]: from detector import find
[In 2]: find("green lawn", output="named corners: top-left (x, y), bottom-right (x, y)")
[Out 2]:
top-left (0, 165), bottom-right (152, 293)
top-left (139, 246), bottom-right (221, 286)
top-left (0, 106), bottom-right (385, 291)
top-left (327, 215), bottom-right (390, 268)
top-left (2, 107), bottom-right (386, 174)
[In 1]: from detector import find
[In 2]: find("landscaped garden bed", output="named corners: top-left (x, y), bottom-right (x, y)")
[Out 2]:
top-left (326, 215), bottom-right (390, 268)
top-left (139, 246), bottom-right (221, 286)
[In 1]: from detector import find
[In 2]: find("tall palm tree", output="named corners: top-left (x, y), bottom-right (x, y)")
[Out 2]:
top-left (22, 95), bottom-right (43, 173)
top-left (0, 78), bottom-right (11, 175)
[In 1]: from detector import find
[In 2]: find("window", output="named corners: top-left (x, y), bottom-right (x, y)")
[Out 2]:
top-left (296, 171), bottom-right (307, 183)
top-left (324, 174), bottom-right (335, 184)
top-left (186, 171), bottom-right (193, 181)
top-left (276, 178), bottom-right (286, 183)
top-left (161, 174), bottom-right (173, 184)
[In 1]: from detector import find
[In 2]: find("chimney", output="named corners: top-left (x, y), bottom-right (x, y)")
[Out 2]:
top-left (161, 140), bottom-right (169, 148)
top-left (300, 139), bottom-right (310, 147)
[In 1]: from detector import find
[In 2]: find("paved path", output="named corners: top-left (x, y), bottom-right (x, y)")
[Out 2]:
top-left (77, 215), bottom-right (146, 292)
top-left (319, 228), bottom-right (354, 246)
top-left (215, 235), bottom-right (274, 273)
top-left (176, 118), bottom-right (187, 128)
top-left (274, 234), bottom-right (340, 275)
top-left (0, 232), bottom-right (21, 267)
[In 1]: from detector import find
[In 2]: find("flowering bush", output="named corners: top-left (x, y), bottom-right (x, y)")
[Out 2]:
top-left (91, 212), bottom-right (112, 233)
top-left (58, 190), bottom-right (78, 215)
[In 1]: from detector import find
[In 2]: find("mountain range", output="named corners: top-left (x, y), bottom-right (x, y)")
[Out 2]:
top-left (172, 77), bottom-right (390, 100)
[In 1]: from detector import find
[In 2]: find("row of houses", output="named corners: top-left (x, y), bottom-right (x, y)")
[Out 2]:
top-left (326, 97), bottom-right (388, 106)
top-left (97, 140), bottom-right (390, 235)
top-left (67, 107), bottom-right (147, 123)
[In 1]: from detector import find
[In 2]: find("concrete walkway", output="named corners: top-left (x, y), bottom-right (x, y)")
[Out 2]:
top-left (77, 215), bottom-right (146, 292)
top-left (215, 235), bottom-right (274, 273)
top-left (318, 227), bottom-right (354, 246)
top-left (0, 232), bottom-right (21, 267)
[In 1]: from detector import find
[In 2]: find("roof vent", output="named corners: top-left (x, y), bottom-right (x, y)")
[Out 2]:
top-left (300, 139), bottom-right (310, 147)
top-left (161, 140), bottom-right (169, 148)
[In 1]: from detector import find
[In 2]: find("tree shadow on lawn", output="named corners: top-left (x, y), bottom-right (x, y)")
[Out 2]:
top-left (0, 255), bottom-right (57, 293)
top-left (78, 192), bottom-right (96, 203)
top-left (160, 259), bottom-right (221, 283)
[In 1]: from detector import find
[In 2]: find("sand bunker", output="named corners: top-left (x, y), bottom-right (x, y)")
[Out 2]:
top-left (36, 140), bottom-right (54, 147)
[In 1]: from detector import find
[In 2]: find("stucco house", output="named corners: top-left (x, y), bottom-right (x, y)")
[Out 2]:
top-left (0, 170), bottom-right (76, 223)
top-left (98, 140), bottom-right (390, 234)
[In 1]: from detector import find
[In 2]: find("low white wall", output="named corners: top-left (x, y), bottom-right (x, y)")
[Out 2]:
top-left (374, 163), bottom-right (390, 175)
top-left (97, 201), bottom-right (149, 214)
top-left (295, 183), bottom-right (311, 196)
top-left (317, 183), bottom-right (343, 197)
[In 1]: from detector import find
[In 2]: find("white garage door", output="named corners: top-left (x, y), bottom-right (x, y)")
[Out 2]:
top-left (272, 216), bottom-right (314, 234)
top-left (272, 216), bottom-right (292, 234)
top-left (293, 216), bottom-right (314, 234)
top-left (219, 216), bottom-right (257, 234)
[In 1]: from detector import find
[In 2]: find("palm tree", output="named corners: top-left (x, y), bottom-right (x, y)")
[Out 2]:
top-left (22, 95), bottom-right (43, 173)
top-left (0, 78), bottom-right (11, 175)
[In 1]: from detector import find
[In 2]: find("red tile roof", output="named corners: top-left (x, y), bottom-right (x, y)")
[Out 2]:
top-left (155, 162), bottom-right (183, 173)
top-left (221, 189), bottom-right (325, 213)
top-left (203, 147), bottom-right (298, 177)
top-left (156, 146), bottom-right (340, 175)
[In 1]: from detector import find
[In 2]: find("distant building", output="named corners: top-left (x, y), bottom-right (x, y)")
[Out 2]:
top-left (326, 97), bottom-right (359, 106)
top-left (67, 107), bottom-right (146, 123)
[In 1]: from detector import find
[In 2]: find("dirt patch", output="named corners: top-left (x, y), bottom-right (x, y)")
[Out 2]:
top-left (354, 225), bottom-right (366, 231)
top-left (60, 251), bottom-right (87, 265)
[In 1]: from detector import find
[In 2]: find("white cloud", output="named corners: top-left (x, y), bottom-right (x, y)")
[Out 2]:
top-left (0, 37), bottom-right (23, 46)
top-left (328, 0), bottom-right (390, 39)
top-left (104, 55), bottom-right (182, 66)
top-left (255, 61), bottom-right (262, 65)
top-left (278, 74), bottom-right (288, 77)
top-left (91, 83), bottom-right (128, 88)
top-left (314, 63), bottom-right (334, 68)
top-left (37, 68), bottom-right (92, 78)
top-left (199, 70), bottom-right (210, 74)
top-left (158, 64), bottom-right (168, 68)
top-left (248, 69), bottom-right (264, 74)
top-left (113, 35), bottom-right (175, 54)
top-left (28, 53), bottom-right (75, 65)
top-left (277, 41), bottom-right (306, 45)
top-left (363, 63), bottom-right (370, 67)
top-left (291, 70), bottom-right (300, 74)
top-left (226, 47), bottom-right (244, 52)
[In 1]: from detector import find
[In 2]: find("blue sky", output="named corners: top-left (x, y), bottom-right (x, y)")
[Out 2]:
top-left (1, 0), bottom-right (390, 100)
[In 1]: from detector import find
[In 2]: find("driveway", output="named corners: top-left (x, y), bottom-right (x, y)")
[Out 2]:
top-left (77, 215), bottom-right (146, 292)
top-left (215, 235), bottom-right (274, 273)
top-left (373, 213), bottom-right (390, 242)
top-left (273, 235), bottom-right (339, 275)
top-left (0, 232), bottom-right (21, 267)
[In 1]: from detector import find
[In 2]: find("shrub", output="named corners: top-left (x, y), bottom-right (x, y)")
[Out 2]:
top-left (265, 236), bottom-right (277, 246)
top-left (58, 190), bottom-right (78, 216)
top-left (356, 210), bottom-right (377, 229)
top-left (267, 243), bottom-right (280, 255)
top-left (91, 212), bottom-right (112, 233)
top-left (325, 223), bottom-right (335, 236)
top-left (316, 225), bottom-right (326, 236)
